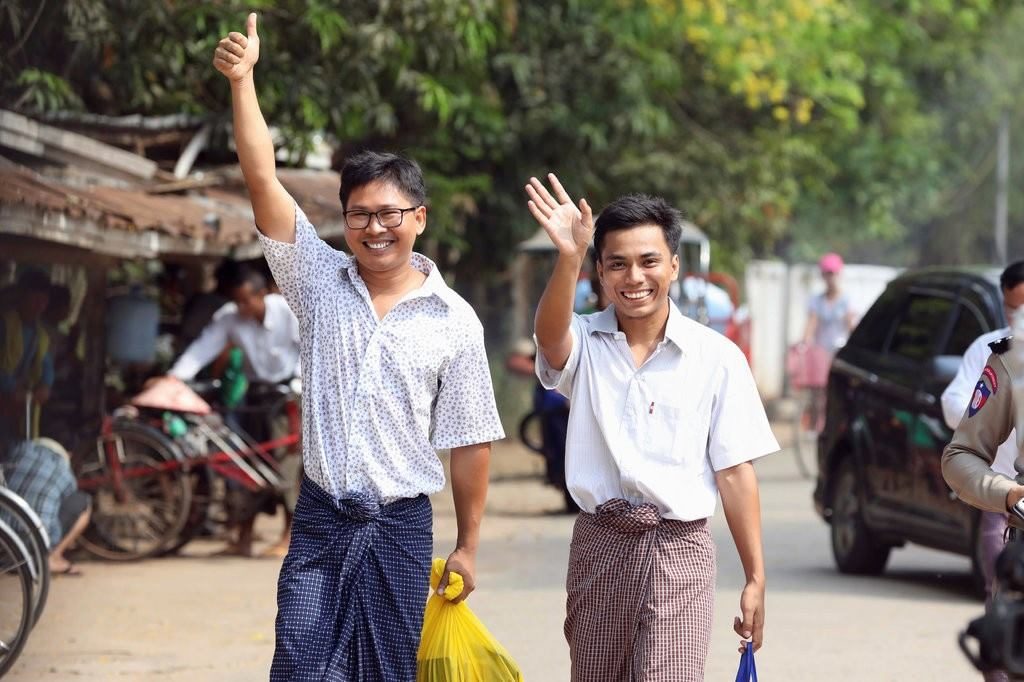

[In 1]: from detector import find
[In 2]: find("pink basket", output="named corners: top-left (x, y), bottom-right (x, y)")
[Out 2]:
top-left (786, 344), bottom-right (832, 389)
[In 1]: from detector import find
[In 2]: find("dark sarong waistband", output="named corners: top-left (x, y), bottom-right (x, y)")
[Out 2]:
top-left (590, 498), bottom-right (708, 535)
top-left (299, 473), bottom-right (424, 523)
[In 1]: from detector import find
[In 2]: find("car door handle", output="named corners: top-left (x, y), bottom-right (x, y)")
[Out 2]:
top-left (915, 391), bottom-right (936, 406)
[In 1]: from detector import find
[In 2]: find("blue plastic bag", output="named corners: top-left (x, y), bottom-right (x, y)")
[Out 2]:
top-left (736, 643), bottom-right (758, 682)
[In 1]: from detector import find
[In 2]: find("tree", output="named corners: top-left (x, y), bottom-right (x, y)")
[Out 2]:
top-left (2, 0), bottom-right (1019, 289)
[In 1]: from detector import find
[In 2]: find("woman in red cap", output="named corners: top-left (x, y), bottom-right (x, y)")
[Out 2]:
top-left (803, 253), bottom-right (856, 353)
top-left (798, 253), bottom-right (858, 430)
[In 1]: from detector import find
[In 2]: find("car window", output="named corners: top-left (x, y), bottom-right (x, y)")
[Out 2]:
top-left (943, 303), bottom-right (987, 356)
top-left (887, 293), bottom-right (956, 362)
top-left (847, 288), bottom-right (903, 353)
top-left (960, 283), bottom-right (1003, 330)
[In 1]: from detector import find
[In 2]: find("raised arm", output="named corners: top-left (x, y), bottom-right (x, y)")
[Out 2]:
top-left (213, 13), bottom-right (295, 242)
top-left (527, 174), bottom-right (594, 370)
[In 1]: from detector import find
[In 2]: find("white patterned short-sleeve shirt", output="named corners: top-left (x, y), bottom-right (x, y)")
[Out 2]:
top-left (257, 204), bottom-right (505, 501)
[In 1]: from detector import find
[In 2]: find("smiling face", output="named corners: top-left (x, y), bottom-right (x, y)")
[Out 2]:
top-left (342, 179), bottom-right (427, 274)
top-left (596, 224), bottom-right (679, 320)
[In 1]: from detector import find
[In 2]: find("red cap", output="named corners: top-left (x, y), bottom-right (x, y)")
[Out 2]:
top-left (819, 252), bottom-right (844, 274)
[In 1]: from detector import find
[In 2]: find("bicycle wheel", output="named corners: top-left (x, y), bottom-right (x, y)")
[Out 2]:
top-left (76, 421), bottom-right (192, 561)
top-left (0, 488), bottom-right (50, 626)
top-left (0, 519), bottom-right (34, 678)
top-left (518, 411), bottom-right (545, 455)
top-left (158, 466), bottom-right (214, 557)
top-left (791, 390), bottom-right (816, 478)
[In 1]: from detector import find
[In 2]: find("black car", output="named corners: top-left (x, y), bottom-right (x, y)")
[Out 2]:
top-left (814, 267), bottom-right (1006, 590)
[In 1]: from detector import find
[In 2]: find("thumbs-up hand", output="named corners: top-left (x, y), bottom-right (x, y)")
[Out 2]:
top-left (213, 12), bottom-right (260, 82)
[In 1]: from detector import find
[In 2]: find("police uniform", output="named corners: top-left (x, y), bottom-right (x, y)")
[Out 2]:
top-left (942, 334), bottom-right (1024, 527)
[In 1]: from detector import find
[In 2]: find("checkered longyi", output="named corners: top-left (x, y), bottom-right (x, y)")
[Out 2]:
top-left (565, 498), bottom-right (716, 682)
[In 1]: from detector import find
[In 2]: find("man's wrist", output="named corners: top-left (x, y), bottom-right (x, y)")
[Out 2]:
top-left (1006, 486), bottom-right (1024, 511)
top-left (556, 252), bottom-right (587, 270)
top-left (454, 540), bottom-right (479, 553)
top-left (230, 74), bottom-right (255, 90)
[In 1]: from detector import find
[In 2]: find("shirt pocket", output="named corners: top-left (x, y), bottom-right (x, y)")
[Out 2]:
top-left (641, 402), bottom-right (684, 462)
top-left (641, 400), bottom-right (709, 472)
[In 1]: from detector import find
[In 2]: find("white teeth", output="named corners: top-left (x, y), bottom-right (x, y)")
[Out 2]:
top-left (366, 241), bottom-right (392, 250)
top-left (622, 290), bottom-right (652, 300)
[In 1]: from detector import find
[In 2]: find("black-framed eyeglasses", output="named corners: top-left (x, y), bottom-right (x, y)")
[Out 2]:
top-left (343, 206), bottom-right (421, 230)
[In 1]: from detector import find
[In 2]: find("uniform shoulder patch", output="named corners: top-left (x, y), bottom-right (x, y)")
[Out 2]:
top-left (988, 336), bottom-right (1012, 355)
top-left (968, 364), bottom-right (999, 418)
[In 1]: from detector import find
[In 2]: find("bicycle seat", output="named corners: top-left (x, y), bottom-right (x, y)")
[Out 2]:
top-left (131, 376), bottom-right (213, 415)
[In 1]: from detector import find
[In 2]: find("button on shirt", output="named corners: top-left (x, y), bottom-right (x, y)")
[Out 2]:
top-left (941, 327), bottom-right (1018, 478)
top-left (169, 293), bottom-right (300, 384)
top-left (257, 205), bottom-right (505, 502)
top-left (537, 302), bottom-right (779, 521)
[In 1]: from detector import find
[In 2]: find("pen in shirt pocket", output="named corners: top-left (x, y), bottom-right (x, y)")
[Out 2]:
top-left (649, 401), bottom-right (655, 415)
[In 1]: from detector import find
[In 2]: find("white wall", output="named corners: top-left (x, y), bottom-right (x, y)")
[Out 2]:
top-left (745, 260), bottom-right (902, 400)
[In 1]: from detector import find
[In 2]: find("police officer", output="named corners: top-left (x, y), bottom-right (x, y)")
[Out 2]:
top-left (942, 261), bottom-right (1024, 602)
top-left (943, 307), bottom-right (1024, 682)
top-left (943, 309), bottom-right (1024, 525)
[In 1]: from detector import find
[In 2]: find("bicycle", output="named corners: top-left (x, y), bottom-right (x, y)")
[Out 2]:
top-left (518, 403), bottom-right (577, 513)
top-left (0, 485), bottom-right (50, 627)
top-left (0, 517), bottom-right (36, 678)
top-left (786, 343), bottom-right (832, 479)
top-left (0, 398), bottom-right (54, 626)
top-left (75, 378), bottom-right (300, 561)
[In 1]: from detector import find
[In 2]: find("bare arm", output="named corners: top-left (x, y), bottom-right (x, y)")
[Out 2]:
top-left (526, 174), bottom-right (594, 370)
top-left (168, 316), bottom-right (231, 381)
top-left (439, 442), bottom-right (491, 604)
top-left (536, 254), bottom-right (586, 369)
top-left (213, 13), bottom-right (295, 242)
top-left (801, 310), bottom-right (818, 345)
top-left (716, 461), bottom-right (766, 652)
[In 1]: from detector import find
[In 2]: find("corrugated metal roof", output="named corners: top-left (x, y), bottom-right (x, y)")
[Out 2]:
top-left (0, 165), bottom-right (253, 245)
top-left (0, 155), bottom-right (346, 260)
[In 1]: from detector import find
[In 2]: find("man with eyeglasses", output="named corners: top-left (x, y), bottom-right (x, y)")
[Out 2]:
top-left (214, 13), bottom-right (504, 682)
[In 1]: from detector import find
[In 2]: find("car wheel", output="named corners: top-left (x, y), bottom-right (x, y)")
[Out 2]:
top-left (831, 458), bottom-right (891, 575)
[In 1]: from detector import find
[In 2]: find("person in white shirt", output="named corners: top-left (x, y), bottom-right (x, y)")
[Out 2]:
top-left (169, 265), bottom-right (302, 558)
top-left (941, 260), bottom-right (1024, 609)
top-left (528, 175), bottom-right (779, 681)
top-left (214, 15), bottom-right (504, 681)
top-left (170, 268), bottom-right (300, 386)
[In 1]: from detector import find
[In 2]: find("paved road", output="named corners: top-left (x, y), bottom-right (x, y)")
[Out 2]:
top-left (10, 440), bottom-right (985, 680)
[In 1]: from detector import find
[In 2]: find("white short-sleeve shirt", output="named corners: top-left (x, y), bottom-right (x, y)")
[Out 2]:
top-left (537, 302), bottom-right (779, 521)
top-left (941, 327), bottom-right (1017, 478)
top-left (257, 204), bottom-right (505, 502)
top-left (168, 294), bottom-right (300, 383)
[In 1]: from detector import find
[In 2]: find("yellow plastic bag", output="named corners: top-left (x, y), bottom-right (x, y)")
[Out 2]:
top-left (417, 557), bottom-right (525, 682)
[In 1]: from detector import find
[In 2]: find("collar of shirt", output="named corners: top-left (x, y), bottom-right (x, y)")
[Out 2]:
top-left (340, 251), bottom-right (458, 309)
top-left (586, 300), bottom-right (690, 354)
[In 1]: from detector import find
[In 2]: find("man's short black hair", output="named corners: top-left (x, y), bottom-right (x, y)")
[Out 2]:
top-left (338, 151), bottom-right (427, 210)
top-left (224, 266), bottom-right (267, 294)
top-left (593, 194), bottom-right (683, 262)
top-left (1001, 260), bottom-right (1024, 291)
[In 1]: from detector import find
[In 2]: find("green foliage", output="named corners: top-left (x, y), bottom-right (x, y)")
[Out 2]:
top-left (1, 0), bottom-right (1021, 284)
